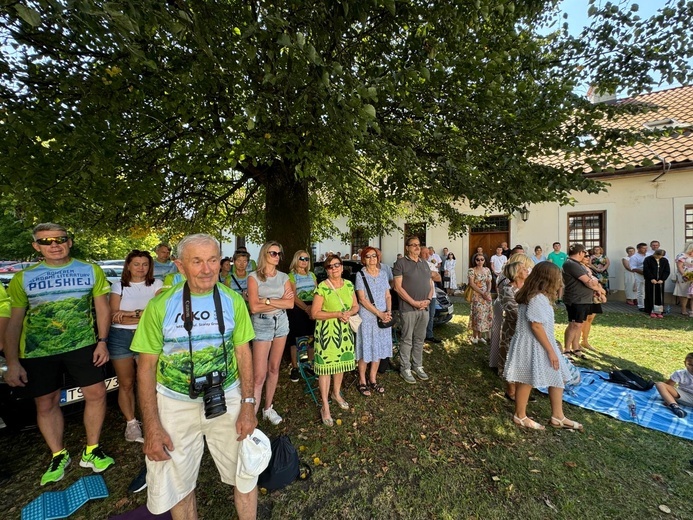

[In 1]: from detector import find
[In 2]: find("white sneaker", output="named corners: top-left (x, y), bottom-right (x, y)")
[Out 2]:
top-left (263, 405), bottom-right (283, 425)
top-left (413, 367), bottom-right (429, 381)
top-left (125, 420), bottom-right (144, 443)
top-left (471, 337), bottom-right (479, 344)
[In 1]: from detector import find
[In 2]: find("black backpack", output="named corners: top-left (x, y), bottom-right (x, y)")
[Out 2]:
top-left (604, 369), bottom-right (654, 391)
top-left (257, 435), bottom-right (310, 491)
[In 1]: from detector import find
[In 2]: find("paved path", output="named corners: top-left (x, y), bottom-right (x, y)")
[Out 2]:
top-left (450, 295), bottom-right (684, 316)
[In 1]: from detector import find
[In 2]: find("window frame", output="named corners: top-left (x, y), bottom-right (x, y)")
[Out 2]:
top-left (567, 211), bottom-right (606, 253)
top-left (685, 205), bottom-right (693, 243)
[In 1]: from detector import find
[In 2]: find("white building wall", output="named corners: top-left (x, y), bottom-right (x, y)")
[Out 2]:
top-left (220, 167), bottom-right (693, 296)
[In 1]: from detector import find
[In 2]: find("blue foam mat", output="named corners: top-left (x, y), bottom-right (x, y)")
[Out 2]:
top-left (22, 475), bottom-right (109, 520)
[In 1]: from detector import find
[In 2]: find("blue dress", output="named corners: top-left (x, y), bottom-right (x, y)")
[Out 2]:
top-left (355, 269), bottom-right (393, 363)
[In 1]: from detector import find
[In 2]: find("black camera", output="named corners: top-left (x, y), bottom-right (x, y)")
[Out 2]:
top-left (189, 370), bottom-right (227, 419)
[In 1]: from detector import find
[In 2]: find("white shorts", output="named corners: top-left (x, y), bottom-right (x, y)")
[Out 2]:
top-left (676, 388), bottom-right (693, 407)
top-left (146, 385), bottom-right (250, 514)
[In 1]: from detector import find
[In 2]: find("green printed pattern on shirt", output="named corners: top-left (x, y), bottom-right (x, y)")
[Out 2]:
top-left (131, 282), bottom-right (255, 400)
top-left (8, 260), bottom-right (110, 358)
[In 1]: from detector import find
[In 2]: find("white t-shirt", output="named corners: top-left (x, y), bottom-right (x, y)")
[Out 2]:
top-left (110, 279), bottom-right (164, 330)
top-left (490, 254), bottom-right (507, 275)
top-left (671, 368), bottom-right (693, 394)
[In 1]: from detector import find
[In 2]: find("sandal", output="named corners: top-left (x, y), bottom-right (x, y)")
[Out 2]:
top-left (369, 381), bottom-right (385, 394)
top-left (549, 416), bottom-right (583, 431)
top-left (320, 407), bottom-right (333, 427)
top-left (357, 384), bottom-right (371, 397)
top-left (331, 394), bottom-right (350, 410)
top-left (572, 350), bottom-right (586, 359)
top-left (513, 415), bottom-right (545, 430)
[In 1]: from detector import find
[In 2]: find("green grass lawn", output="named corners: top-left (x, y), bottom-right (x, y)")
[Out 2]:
top-left (2, 303), bottom-right (693, 519)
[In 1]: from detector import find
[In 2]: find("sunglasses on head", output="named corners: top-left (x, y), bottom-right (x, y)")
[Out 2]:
top-left (268, 251), bottom-right (282, 258)
top-left (35, 236), bottom-right (69, 246)
top-left (298, 256), bottom-right (310, 261)
top-left (326, 262), bottom-right (342, 270)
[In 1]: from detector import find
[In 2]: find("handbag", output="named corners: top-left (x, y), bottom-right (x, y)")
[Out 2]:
top-left (463, 284), bottom-right (474, 303)
top-left (359, 271), bottom-right (394, 328)
top-left (325, 279), bottom-right (361, 332)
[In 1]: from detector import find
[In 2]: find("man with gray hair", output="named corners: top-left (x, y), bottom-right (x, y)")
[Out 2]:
top-left (132, 233), bottom-right (257, 519)
top-left (5, 223), bottom-right (114, 485)
top-left (394, 236), bottom-right (435, 383)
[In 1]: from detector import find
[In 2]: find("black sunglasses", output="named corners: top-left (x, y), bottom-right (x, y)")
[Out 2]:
top-left (35, 236), bottom-right (69, 246)
top-left (326, 263), bottom-right (342, 270)
top-left (298, 256), bottom-right (310, 261)
top-left (268, 251), bottom-right (282, 258)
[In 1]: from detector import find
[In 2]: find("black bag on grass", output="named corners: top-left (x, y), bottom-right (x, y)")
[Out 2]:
top-left (604, 369), bottom-right (654, 391)
top-left (257, 435), bottom-right (310, 491)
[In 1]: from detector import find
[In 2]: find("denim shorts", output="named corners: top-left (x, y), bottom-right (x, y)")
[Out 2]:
top-left (251, 310), bottom-right (289, 342)
top-left (107, 327), bottom-right (137, 360)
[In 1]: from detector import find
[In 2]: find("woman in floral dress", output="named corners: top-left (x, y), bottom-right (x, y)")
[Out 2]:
top-left (590, 246), bottom-right (610, 292)
top-left (468, 253), bottom-right (493, 343)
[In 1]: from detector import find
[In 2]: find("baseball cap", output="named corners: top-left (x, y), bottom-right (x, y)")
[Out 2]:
top-left (235, 428), bottom-right (272, 493)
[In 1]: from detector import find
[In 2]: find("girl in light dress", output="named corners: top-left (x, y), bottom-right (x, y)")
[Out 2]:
top-left (503, 262), bottom-right (583, 431)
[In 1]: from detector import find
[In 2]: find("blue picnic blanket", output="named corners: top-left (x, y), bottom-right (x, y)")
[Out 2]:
top-left (540, 369), bottom-right (693, 441)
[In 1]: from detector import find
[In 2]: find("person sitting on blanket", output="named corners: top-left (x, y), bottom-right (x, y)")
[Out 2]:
top-left (655, 352), bottom-right (693, 418)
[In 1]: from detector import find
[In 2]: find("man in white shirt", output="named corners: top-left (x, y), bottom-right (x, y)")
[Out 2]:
top-left (490, 247), bottom-right (507, 277)
top-left (428, 246), bottom-right (442, 266)
top-left (629, 242), bottom-right (648, 311)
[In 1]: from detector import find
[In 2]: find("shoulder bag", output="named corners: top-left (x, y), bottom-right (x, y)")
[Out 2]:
top-left (359, 271), bottom-right (394, 328)
top-left (325, 279), bottom-right (362, 332)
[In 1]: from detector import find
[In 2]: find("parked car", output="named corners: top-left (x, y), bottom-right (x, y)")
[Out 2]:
top-left (0, 355), bottom-right (119, 432)
top-left (97, 259), bottom-right (125, 267)
top-left (0, 272), bottom-right (14, 288)
top-left (313, 260), bottom-right (454, 326)
top-left (101, 265), bottom-right (124, 284)
top-left (0, 262), bottom-right (37, 273)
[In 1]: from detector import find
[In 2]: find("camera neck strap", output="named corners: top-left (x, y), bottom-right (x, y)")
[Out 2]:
top-left (182, 282), bottom-right (228, 381)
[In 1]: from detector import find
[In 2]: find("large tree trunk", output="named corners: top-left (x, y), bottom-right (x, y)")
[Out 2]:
top-left (264, 164), bottom-right (311, 271)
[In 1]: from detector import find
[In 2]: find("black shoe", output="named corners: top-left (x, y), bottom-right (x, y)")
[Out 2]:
top-left (425, 337), bottom-right (442, 344)
top-left (289, 367), bottom-right (300, 383)
top-left (128, 467), bottom-right (147, 493)
top-left (304, 365), bottom-right (316, 378)
top-left (669, 403), bottom-right (687, 418)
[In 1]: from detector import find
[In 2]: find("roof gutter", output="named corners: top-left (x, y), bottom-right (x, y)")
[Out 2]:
top-left (583, 160), bottom-right (691, 180)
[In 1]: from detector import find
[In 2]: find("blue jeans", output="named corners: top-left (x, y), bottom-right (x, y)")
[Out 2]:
top-left (426, 296), bottom-right (437, 338)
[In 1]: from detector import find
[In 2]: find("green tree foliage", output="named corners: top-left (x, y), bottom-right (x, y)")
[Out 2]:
top-left (0, 0), bottom-right (691, 257)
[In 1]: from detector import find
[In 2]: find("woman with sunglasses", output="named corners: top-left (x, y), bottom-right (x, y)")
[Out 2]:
top-left (247, 241), bottom-right (294, 425)
top-left (286, 250), bottom-right (317, 382)
top-left (354, 247), bottom-right (392, 396)
top-left (468, 253), bottom-right (493, 344)
top-left (312, 254), bottom-right (359, 426)
top-left (108, 250), bottom-right (163, 442)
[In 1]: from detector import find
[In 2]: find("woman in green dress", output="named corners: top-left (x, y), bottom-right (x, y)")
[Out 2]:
top-left (312, 254), bottom-right (359, 426)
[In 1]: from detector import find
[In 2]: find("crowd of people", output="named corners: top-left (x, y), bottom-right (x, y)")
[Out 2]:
top-left (3, 225), bottom-right (692, 519)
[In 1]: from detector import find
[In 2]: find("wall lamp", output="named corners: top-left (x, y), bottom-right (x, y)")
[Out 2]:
top-left (519, 206), bottom-right (530, 222)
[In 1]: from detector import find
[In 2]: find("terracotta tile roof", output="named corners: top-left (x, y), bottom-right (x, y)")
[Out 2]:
top-left (606, 85), bottom-right (693, 173)
top-left (543, 85), bottom-right (693, 176)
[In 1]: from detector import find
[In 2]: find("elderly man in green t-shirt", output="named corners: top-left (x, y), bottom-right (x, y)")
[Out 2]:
top-left (132, 233), bottom-right (257, 520)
